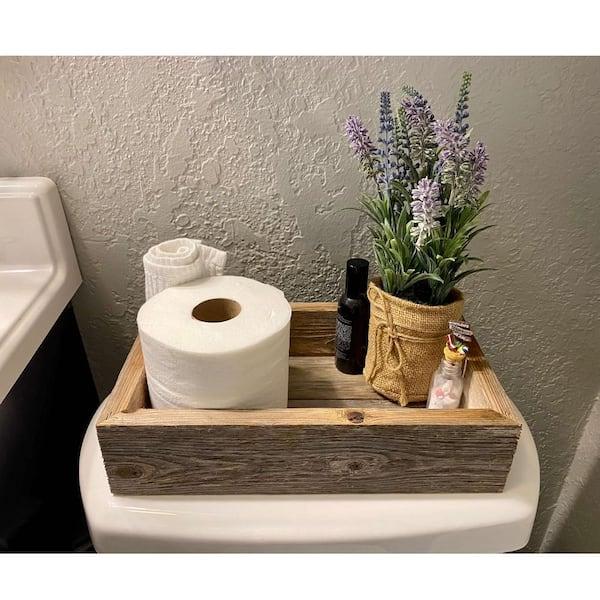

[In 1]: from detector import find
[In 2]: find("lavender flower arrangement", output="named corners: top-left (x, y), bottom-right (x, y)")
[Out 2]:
top-left (345, 72), bottom-right (491, 305)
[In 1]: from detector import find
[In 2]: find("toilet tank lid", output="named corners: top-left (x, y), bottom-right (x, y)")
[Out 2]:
top-left (80, 401), bottom-right (540, 551)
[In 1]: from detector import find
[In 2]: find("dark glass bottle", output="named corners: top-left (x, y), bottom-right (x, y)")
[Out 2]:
top-left (335, 258), bottom-right (370, 374)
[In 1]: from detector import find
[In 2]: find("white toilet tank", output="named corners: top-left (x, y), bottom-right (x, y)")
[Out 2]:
top-left (80, 399), bottom-right (539, 553)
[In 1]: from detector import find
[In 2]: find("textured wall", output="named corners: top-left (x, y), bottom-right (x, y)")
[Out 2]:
top-left (540, 390), bottom-right (600, 552)
top-left (1, 56), bottom-right (599, 551)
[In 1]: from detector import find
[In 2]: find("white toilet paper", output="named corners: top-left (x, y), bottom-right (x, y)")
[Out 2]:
top-left (143, 238), bottom-right (227, 300)
top-left (137, 276), bottom-right (291, 409)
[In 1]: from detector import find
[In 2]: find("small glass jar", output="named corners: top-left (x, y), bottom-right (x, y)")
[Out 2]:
top-left (426, 350), bottom-right (465, 409)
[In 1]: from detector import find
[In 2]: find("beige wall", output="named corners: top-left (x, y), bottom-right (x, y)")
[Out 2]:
top-left (1, 56), bottom-right (599, 551)
top-left (541, 390), bottom-right (600, 551)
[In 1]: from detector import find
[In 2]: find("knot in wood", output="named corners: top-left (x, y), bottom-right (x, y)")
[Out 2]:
top-left (115, 465), bottom-right (143, 479)
top-left (346, 410), bottom-right (364, 424)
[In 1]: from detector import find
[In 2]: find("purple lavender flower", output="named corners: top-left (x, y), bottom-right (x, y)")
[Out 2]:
top-left (378, 91), bottom-right (398, 189)
top-left (346, 115), bottom-right (376, 158)
top-left (455, 72), bottom-right (472, 135)
top-left (401, 90), bottom-right (436, 165)
top-left (401, 92), bottom-right (434, 129)
top-left (345, 115), bottom-right (381, 183)
top-left (410, 178), bottom-right (442, 247)
top-left (434, 119), bottom-right (474, 206)
top-left (469, 141), bottom-right (489, 189)
top-left (392, 107), bottom-right (410, 182)
top-left (433, 118), bottom-right (469, 162)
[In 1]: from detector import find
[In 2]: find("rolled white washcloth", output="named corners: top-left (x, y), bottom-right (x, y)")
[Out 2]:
top-left (143, 238), bottom-right (227, 300)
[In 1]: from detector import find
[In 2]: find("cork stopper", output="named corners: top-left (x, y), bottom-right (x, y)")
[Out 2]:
top-left (445, 321), bottom-right (472, 363)
top-left (444, 346), bottom-right (466, 363)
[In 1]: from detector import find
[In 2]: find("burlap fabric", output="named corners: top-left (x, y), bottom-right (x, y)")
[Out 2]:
top-left (364, 281), bottom-right (464, 406)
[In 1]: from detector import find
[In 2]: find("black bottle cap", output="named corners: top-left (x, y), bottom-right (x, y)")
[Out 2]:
top-left (345, 258), bottom-right (369, 298)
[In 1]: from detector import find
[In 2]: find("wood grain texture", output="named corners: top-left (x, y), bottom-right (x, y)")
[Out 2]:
top-left (97, 337), bottom-right (147, 423)
top-left (98, 419), bottom-right (518, 494)
top-left (288, 356), bottom-right (401, 408)
top-left (463, 338), bottom-right (522, 424)
top-left (97, 303), bottom-right (521, 495)
top-left (101, 406), bottom-right (512, 428)
top-left (289, 302), bottom-right (337, 356)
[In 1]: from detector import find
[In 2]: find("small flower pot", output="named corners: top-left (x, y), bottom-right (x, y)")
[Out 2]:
top-left (364, 279), bottom-right (464, 406)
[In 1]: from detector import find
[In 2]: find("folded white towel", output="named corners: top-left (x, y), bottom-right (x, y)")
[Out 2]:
top-left (143, 238), bottom-right (227, 300)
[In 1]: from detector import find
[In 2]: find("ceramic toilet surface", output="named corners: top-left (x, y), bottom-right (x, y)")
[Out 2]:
top-left (0, 178), bottom-right (81, 403)
top-left (80, 401), bottom-right (540, 553)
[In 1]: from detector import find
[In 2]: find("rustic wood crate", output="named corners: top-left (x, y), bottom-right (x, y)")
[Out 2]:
top-left (97, 303), bottom-right (521, 495)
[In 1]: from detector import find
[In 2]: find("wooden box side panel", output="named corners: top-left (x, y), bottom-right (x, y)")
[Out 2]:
top-left (98, 337), bottom-right (148, 423)
top-left (290, 302), bottom-right (336, 356)
top-left (98, 418), bottom-right (519, 495)
top-left (463, 339), bottom-right (522, 425)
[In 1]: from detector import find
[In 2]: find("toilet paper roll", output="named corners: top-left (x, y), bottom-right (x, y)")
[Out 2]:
top-left (137, 276), bottom-right (291, 409)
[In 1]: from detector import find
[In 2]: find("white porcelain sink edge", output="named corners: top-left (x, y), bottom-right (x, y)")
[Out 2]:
top-left (0, 177), bottom-right (82, 402)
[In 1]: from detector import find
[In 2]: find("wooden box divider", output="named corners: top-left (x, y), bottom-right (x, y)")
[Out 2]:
top-left (97, 302), bottom-right (521, 495)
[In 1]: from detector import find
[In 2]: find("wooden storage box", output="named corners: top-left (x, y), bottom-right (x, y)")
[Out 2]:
top-left (97, 303), bottom-right (521, 495)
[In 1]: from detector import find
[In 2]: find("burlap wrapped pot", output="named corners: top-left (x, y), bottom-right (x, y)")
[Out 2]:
top-left (364, 280), bottom-right (464, 406)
